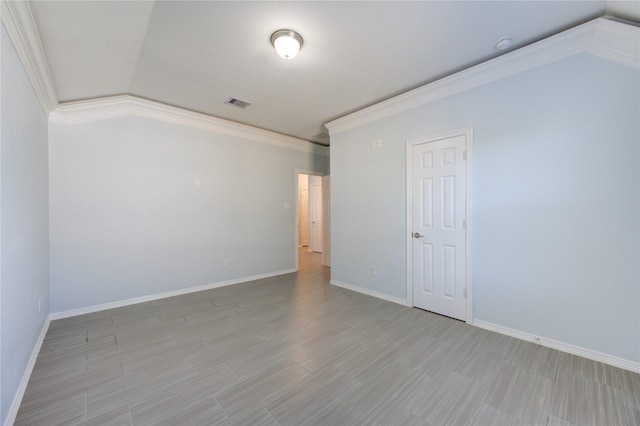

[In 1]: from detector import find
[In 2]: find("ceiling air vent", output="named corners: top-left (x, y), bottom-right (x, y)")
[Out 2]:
top-left (225, 98), bottom-right (251, 109)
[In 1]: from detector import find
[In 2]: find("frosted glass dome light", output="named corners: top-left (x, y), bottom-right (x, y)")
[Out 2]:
top-left (271, 30), bottom-right (303, 59)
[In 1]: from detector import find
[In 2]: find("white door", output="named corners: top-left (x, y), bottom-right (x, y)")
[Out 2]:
top-left (299, 175), bottom-right (309, 246)
top-left (310, 177), bottom-right (323, 253)
top-left (322, 175), bottom-right (331, 266)
top-left (412, 135), bottom-right (466, 320)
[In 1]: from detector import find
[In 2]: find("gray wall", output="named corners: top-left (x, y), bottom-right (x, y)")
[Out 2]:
top-left (49, 115), bottom-right (328, 313)
top-left (330, 53), bottom-right (640, 363)
top-left (1, 25), bottom-right (50, 424)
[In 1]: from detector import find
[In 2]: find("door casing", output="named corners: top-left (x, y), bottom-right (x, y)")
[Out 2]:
top-left (294, 170), bottom-right (326, 269)
top-left (322, 175), bottom-right (331, 267)
top-left (310, 175), bottom-right (323, 253)
top-left (298, 175), bottom-right (309, 247)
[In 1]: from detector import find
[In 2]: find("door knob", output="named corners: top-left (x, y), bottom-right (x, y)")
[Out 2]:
top-left (413, 232), bottom-right (423, 238)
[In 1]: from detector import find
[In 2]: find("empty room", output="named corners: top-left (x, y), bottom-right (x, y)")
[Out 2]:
top-left (2, 1), bottom-right (640, 425)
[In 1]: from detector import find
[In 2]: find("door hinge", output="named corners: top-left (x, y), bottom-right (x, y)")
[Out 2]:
top-left (463, 288), bottom-right (467, 298)
top-left (462, 150), bottom-right (467, 160)
top-left (463, 219), bottom-right (467, 230)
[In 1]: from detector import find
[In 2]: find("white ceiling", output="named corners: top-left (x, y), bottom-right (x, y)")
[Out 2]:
top-left (28, 1), bottom-right (638, 145)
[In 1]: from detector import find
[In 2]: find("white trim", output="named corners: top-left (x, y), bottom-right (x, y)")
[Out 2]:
top-left (321, 174), bottom-right (331, 268)
top-left (405, 129), bottom-right (473, 322)
top-left (49, 95), bottom-right (329, 156)
top-left (49, 268), bottom-right (296, 320)
top-left (464, 130), bottom-right (474, 323)
top-left (473, 320), bottom-right (640, 374)
top-left (325, 17), bottom-right (639, 135)
top-left (405, 144), bottom-right (413, 308)
top-left (294, 169), bottom-right (326, 269)
top-left (586, 18), bottom-right (640, 69)
top-left (330, 279), bottom-right (408, 307)
top-left (1, 0), bottom-right (57, 115)
top-left (327, 278), bottom-right (640, 373)
top-left (4, 318), bottom-right (51, 426)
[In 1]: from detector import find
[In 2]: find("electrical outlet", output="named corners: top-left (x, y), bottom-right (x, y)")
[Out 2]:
top-left (375, 139), bottom-right (383, 149)
top-left (370, 266), bottom-right (377, 276)
top-left (223, 259), bottom-right (229, 268)
top-left (194, 177), bottom-right (207, 187)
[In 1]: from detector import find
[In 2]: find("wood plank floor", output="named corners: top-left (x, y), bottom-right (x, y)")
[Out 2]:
top-left (16, 249), bottom-right (640, 425)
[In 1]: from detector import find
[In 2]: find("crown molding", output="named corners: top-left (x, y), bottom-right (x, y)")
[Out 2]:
top-left (50, 95), bottom-right (329, 156)
top-left (586, 17), bottom-right (640, 68)
top-left (325, 17), bottom-right (640, 136)
top-left (1, 0), bottom-right (58, 115)
top-left (1, 1), bottom-right (325, 155)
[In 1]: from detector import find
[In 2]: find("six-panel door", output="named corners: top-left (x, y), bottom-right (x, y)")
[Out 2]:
top-left (412, 135), bottom-right (467, 320)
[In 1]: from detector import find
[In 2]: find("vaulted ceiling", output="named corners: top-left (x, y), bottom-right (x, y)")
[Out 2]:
top-left (28, 1), bottom-right (639, 145)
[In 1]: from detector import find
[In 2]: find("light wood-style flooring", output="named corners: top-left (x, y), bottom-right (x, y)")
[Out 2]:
top-left (16, 249), bottom-right (640, 425)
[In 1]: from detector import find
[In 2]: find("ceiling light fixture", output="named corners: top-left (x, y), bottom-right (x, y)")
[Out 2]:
top-left (270, 29), bottom-right (303, 59)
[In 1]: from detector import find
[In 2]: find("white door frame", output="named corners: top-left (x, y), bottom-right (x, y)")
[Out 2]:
top-left (298, 175), bottom-right (310, 247)
top-left (406, 128), bottom-right (474, 323)
top-left (294, 170), bottom-right (325, 270)
top-left (322, 175), bottom-right (331, 267)
top-left (309, 175), bottom-right (323, 253)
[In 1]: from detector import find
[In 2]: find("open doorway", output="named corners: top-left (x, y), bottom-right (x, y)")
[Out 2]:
top-left (309, 175), bottom-right (323, 254)
top-left (298, 174), bottom-right (310, 248)
top-left (296, 172), bottom-right (330, 270)
top-left (297, 173), bottom-right (322, 253)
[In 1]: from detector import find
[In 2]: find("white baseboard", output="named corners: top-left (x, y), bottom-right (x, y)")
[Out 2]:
top-left (10, 274), bottom-right (638, 426)
top-left (472, 320), bottom-right (640, 374)
top-left (4, 317), bottom-right (51, 426)
top-left (5, 269), bottom-right (296, 425)
top-left (329, 280), bottom-right (640, 373)
top-left (50, 268), bottom-right (297, 320)
top-left (330, 279), bottom-right (408, 307)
